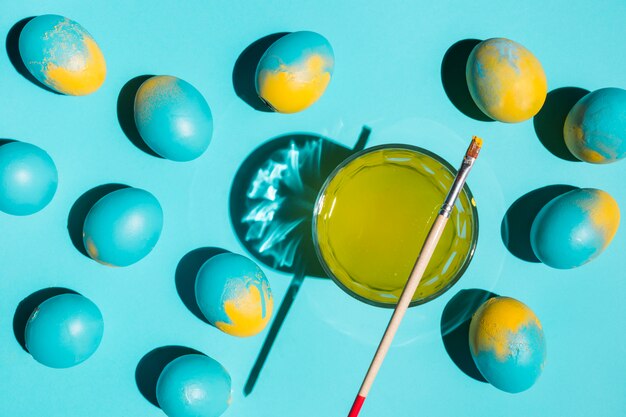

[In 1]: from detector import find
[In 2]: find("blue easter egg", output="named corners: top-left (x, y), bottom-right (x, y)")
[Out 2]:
top-left (156, 354), bottom-right (231, 417)
top-left (564, 88), bottom-right (626, 164)
top-left (134, 76), bottom-right (213, 161)
top-left (256, 31), bottom-right (334, 113)
top-left (25, 293), bottom-right (104, 368)
top-left (531, 188), bottom-right (620, 269)
top-left (466, 38), bottom-right (547, 122)
top-left (469, 297), bottom-right (546, 393)
top-left (195, 253), bottom-right (273, 337)
top-left (0, 142), bottom-right (57, 216)
top-left (19, 14), bottom-right (106, 95)
top-left (83, 187), bottom-right (163, 267)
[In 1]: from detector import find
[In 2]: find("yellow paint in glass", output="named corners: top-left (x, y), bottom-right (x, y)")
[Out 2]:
top-left (259, 54), bottom-right (331, 113)
top-left (215, 284), bottom-right (274, 337)
top-left (314, 145), bottom-right (477, 307)
top-left (45, 37), bottom-right (106, 96)
top-left (470, 297), bottom-right (541, 360)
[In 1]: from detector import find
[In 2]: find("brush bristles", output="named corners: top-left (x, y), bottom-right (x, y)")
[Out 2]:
top-left (467, 136), bottom-right (483, 158)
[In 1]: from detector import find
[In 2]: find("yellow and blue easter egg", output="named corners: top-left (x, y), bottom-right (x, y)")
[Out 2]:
top-left (531, 188), bottom-right (620, 269)
top-left (564, 88), bottom-right (626, 164)
top-left (0, 141), bottom-right (58, 216)
top-left (18, 14), bottom-right (106, 95)
top-left (156, 354), bottom-right (232, 417)
top-left (255, 31), bottom-right (334, 113)
top-left (134, 76), bottom-right (213, 161)
top-left (469, 297), bottom-right (546, 393)
top-left (466, 38), bottom-right (547, 123)
top-left (195, 253), bottom-right (273, 337)
top-left (25, 293), bottom-right (104, 368)
top-left (82, 187), bottom-right (163, 267)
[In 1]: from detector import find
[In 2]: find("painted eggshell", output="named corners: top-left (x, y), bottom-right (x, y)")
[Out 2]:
top-left (18, 14), bottom-right (106, 95)
top-left (82, 187), bottom-right (163, 267)
top-left (0, 142), bottom-right (58, 216)
top-left (469, 296), bottom-right (546, 393)
top-left (25, 293), bottom-right (104, 368)
top-left (256, 31), bottom-right (334, 113)
top-left (134, 76), bottom-right (213, 161)
top-left (157, 354), bottom-right (231, 417)
top-left (466, 38), bottom-right (547, 123)
top-left (195, 253), bottom-right (273, 337)
top-left (531, 188), bottom-right (620, 269)
top-left (564, 87), bottom-right (626, 164)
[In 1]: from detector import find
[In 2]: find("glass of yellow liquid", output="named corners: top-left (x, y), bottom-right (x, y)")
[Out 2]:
top-left (313, 144), bottom-right (478, 307)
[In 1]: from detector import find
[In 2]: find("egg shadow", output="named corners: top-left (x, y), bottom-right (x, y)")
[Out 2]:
top-left (135, 346), bottom-right (204, 408)
top-left (5, 17), bottom-right (61, 94)
top-left (13, 287), bottom-right (79, 352)
top-left (117, 75), bottom-right (162, 157)
top-left (232, 127), bottom-right (371, 395)
top-left (232, 33), bottom-right (289, 112)
top-left (0, 139), bottom-right (17, 147)
top-left (533, 87), bottom-right (589, 161)
top-left (175, 247), bottom-right (230, 324)
top-left (441, 39), bottom-right (494, 122)
top-left (501, 184), bottom-right (579, 262)
top-left (441, 288), bottom-right (499, 382)
top-left (67, 184), bottom-right (130, 258)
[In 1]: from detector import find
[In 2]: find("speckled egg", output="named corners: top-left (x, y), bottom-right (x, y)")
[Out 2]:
top-left (564, 88), bottom-right (626, 164)
top-left (25, 293), bottom-right (104, 368)
top-left (531, 188), bottom-right (620, 269)
top-left (134, 76), bottom-right (213, 161)
top-left (156, 354), bottom-right (231, 417)
top-left (0, 141), bottom-right (58, 216)
top-left (195, 253), bottom-right (273, 337)
top-left (19, 14), bottom-right (106, 95)
top-left (466, 38), bottom-right (547, 123)
top-left (469, 296), bottom-right (546, 393)
top-left (82, 187), bottom-right (163, 267)
top-left (256, 31), bottom-right (334, 113)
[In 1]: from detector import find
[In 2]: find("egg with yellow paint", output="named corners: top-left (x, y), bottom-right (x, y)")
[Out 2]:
top-left (531, 188), bottom-right (620, 269)
top-left (469, 296), bottom-right (546, 393)
top-left (18, 14), bottom-right (106, 95)
top-left (466, 38), bottom-right (547, 123)
top-left (255, 31), bottom-right (334, 113)
top-left (195, 253), bottom-right (273, 337)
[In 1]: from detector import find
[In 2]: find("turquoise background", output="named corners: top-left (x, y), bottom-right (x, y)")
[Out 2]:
top-left (1, 1), bottom-right (625, 416)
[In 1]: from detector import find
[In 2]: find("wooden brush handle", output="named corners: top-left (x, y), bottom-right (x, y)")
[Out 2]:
top-left (348, 214), bottom-right (449, 416)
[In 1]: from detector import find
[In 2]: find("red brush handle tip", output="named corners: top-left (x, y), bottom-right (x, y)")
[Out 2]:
top-left (348, 395), bottom-right (366, 417)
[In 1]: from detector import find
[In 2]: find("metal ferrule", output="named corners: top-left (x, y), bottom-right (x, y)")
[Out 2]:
top-left (439, 155), bottom-right (476, 218)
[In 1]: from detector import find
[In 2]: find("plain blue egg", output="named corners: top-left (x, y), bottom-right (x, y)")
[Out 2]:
top-left (531, 188), bottom-right (620, 269)
top-left (0, 142), bottom-right (58, 216)
top-left (196, 253), bottom-right (274, 337)
top-left (82, 187), bottom-right (163, 267)
top-left (25, 293), bottom-right (104, 368)
top-left (18, 14), bottom-right (106, 95)
top-left (156, 354), bottom-right (232, 417)
top-left (134, 75), bottom-right (213, 161)
top-left (564, 87), bottom-right (626, 163)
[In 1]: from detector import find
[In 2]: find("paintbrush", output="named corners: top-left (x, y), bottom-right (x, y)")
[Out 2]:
top-left (347, 136), bottom-right (483, 417)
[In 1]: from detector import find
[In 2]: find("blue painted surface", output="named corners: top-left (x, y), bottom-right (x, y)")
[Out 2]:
top-left (134, 75), bottom-right (213, 161)
top-left (531, 188), bottom-right (620, 269)
top-left (156, 354), bottom-right (232, 417)
top-left (564, 87), bottom-right (626, 163)
top-left (195, 253), bottom-right (273, 337)
top-left (0, 141), bottom-right (58, 215)
top-left (83, 187), bottom-right (163, 267)
top-left (0, 1), bottom-right (625, 417)
top-left (25, 293), bottom-right (104, 368)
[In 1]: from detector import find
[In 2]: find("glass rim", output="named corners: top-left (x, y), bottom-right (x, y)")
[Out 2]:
top-left (312, 143), bottom-right (480, 309)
